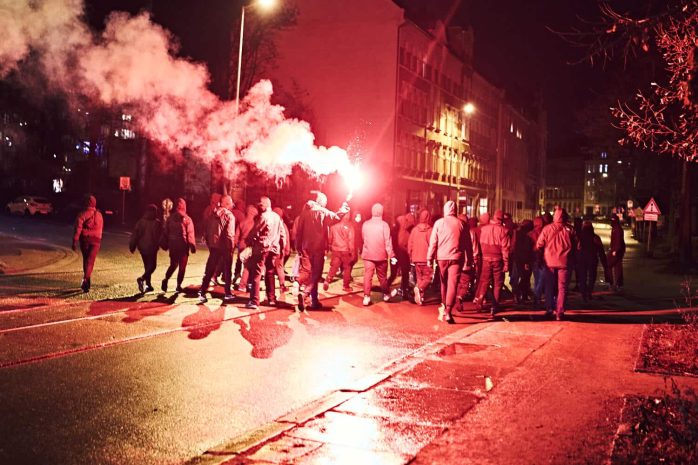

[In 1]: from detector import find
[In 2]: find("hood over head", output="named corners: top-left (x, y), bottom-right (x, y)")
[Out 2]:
top-left (533, 216), bottom-right (543, 229)
top-left (520, 219), bottom-right (534, 233)
top-left (220, 195), bottom-right (233, 210)
top-left (479, 212), bottom-right (490, 225)
top-left (272, 207), bottom-right (284, 217)
top-left (492, 209), bottom-right (504, 223)
top-left (611, 214), bottom-right (620, 225)
top-left (371, 203), bottom-right (384, 218)
top-left (443, 200), bottom-right (456, 217)
top-left (84, 194), bottom-right (97, 209)
top-left (418, 208), bottom-right (431, 225)
top-left (553, 208), bottom-right (565, 224)
top-left (468, 217), bottom-right (478, 229)
top-left (144, 204), bottom-right (157, 220)
top-left (209, 193), bottom-right (221, 207)
top-left (175, 198), bottom-right (186, 214)
top-left (315, 192), bottom-right (328, 208)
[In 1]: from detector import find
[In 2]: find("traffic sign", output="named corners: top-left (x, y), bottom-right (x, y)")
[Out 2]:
top-left (119, 176), bottom-right (131, 191)
top-left (643, 197), bottom-right (661, 215)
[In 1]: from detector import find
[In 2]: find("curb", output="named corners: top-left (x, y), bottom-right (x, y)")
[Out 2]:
top-left (187, 323), bottom-right (490, 465)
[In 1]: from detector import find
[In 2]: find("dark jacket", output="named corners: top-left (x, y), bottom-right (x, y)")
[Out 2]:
top-left (296, 200), bottom-right (347, 253)
top-left (513, 220), bottom-right (535, 265)
top-left (479, 214), bottom-right (511, 262)
top-left (579, 222), bottom-right (607, 268)
top-left (609, 217), bottom-right (626, 256)
top-left (408, 209), bottom-right (432, 263)
top-left (427, 201), bottom-right (473, 266)
top-left (130, 206), bottom-right (161, 254)
top-left (205, 207), bottom-right (236, 251)
top-left (163, 199), bottom-right (196, 253)
top-left (329, 215), bottom-right (356, 254)
top-left (73, 195), bottom-right (103, 244)
top-left (238, 205), bottom-right (258, 250)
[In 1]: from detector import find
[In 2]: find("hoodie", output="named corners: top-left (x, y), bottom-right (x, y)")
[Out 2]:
top-left (329, 214), bottom-right (355, 254)
top-left (427, 201), bottom-right (473, 264)
top-left (535, 208), bottom-right (576, 268)
top-left (238, 205), bottom-right (259, 249)
top-left (73, 195), bottom-right (103, 243)
top-left (130, 204), bottom-right (162, 253)
top-left (408, 209), bottom-right (432, 263)
top-left (479, 211), bottom-right (511, 262)
top-left (164, 198), bottom-right (196, 252)
top-left (361, 203), bottom-right (394, 261)
top-left (295, 199), bottom-right (348, 253)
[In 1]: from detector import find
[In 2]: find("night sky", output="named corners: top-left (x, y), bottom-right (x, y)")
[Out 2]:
top-left (86, 0), bottom-right (612, 156)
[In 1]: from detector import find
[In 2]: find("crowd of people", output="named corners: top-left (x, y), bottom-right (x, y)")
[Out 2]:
top-left (71, 192), bottom-right (627, 321)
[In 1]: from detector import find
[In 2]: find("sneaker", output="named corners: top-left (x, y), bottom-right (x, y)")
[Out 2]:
top-left (437, 304), bottom-right (445, 321)
top-left (144, 285), bottom-right (155, 293)
top-left (197, 293), bottom-right (208, 304)
top-left (322, 281), bottom-right (330, 291)
top-left (413, 286), bottom-right (422, 305)
top-left (342, 285), bottom-right (352, 292)
top-left (267, 299), bottom-right (277, 306)
top-left (81, 278), bottom-right (90, 293)
top-left (308, 301), bottom-right (323, 310)
top-left (176, 284), bottom-right (183, 293)
top-left (362, 295), bottom-right (371, 306)
top-left (556, 312), bottom-right (563, 321)
top-left (390, 288), bottom-right (399, 298)
top-left (245, 302), bottom-right (258, 310)
top-left (383, 293), bottom-right (391, 302)
top-left (223, 294), bottom-right (235, 302)
top-left (137, 277), bottom-right (145, 294)
top-left (445, 314), bottom-right (456, 324)
top-left (161, 279), bottom-right (168, 293)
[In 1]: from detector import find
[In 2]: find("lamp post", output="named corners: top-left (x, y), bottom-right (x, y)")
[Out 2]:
top-left (458, 103), bottom-right (475, 214)
top-left (235, 0), bottom-right (276, 114)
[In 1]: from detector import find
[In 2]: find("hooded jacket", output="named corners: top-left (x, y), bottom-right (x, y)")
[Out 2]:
top-left (478, 211), bottom-right (510, 262)
top-left (408, 209), bottom-right (432, 263)
top-left (609, 216), bottom-right (626, 256)
top-left (328, 214), bottom-right (355, 254)
top-left (427, 201), bottom-right (473, 264)
top-left (164, 198), bottom-right (196, 252)
top-left (535, 209), bottom-right (577, 268)
top-left (579, 221), bottom-right (607, 267)
top-left (73, 195), bottom-right (104, 243)
top-left (296, 200), bottom-right (348, 253)
top-left (238, 205), bottom-right (259, 250)
top-left (249, 208), bottom-right (287, 255)
top-left (205, 206), bottom-right (236, 251)
top-left (130, 204), bottom-right (161, 253)
top-left (513, 220), bottom-right (535, 265)
top-left (361, 203), bottom-right (395, 261)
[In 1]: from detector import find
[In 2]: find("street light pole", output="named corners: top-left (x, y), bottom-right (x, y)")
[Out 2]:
top-left (235, 4), bottom-right (246, 115)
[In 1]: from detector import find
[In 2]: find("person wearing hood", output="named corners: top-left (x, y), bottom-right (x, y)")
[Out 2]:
top-left (408, 209), bottom-right (433, 305)
top-left (473, 209), bottom-right (511, 316)
top-left (388, 211), bottom-right (415, 298)
top-left (72, 194), bottom-right (104, 292)
top-left (234, 204), bottom-right (259, 291)
top-left (427, 201), bottom-right (473, 323)
top-left (455, 214), bottom-right (481, 309)
top-left (607, 214), bottom-right (626, 292)
top-left (323, 212), bottom-right (356, 292)
top-left (535, 208), bottom-right (577, 320)
top-left (129, 204), bottom-right (162, 294)
top-left (295, 191), bottom-right (349, 310)
top-left (197, 195), bottom-right (236, 303)
top-left (160, 197), bottom-right (196, 293)
top-left (578, 220), bottom-right (608, 302)
top-left (271, 206), bottom-right (292, 294)
top-left (361, 203), bottom-right (396, 305)
top-left (528, 216), bottom-right (546, 306)
top-left (245, 197), bottom-right (287, 309)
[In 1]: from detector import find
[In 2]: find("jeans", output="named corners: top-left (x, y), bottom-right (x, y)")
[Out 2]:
top-left (165, 247), bottom-right (189, 287)
top-left (248, 251), bottom-right (278, 305)
top-left (80, 239), bottom-right (101, 280)
top-left (139, 250), bottom-right (158, 286)
top-left (475, 259), bottom-right (504, 310)
top-left (326, 251), bottom-right (354, 287)
top-left (544, 267), bottom-right (569, 314)
top-left (438, 260), bottom-right (462, 311)
top-left (532, 262), bottom-right (545, 303)
top-left (297, 250), bottom-right (325, 305)
top-left (414, 262), bottom-right (433, 293)
top-left (200, 247), bottom-right (232, 295)
top-left (363, 259), bottom-right (388, 296)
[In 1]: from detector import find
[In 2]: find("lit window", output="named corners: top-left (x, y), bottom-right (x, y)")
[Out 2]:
top-left (602, 173), bottom-right (608, 178)
top-left (601, 151), bottom-right (607, 158)
top-left (121, 114), bottom-right (132, 121)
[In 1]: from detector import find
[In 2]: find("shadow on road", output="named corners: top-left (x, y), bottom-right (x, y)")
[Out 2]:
top-left (234, 311), bottom-right (293, 358)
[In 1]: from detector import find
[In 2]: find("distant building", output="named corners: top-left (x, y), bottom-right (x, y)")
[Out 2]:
top-left (543, 156), bottom-right (584, 216)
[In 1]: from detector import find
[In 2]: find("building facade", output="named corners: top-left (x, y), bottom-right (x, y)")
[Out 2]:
top-left (543, 156), bottom-right (584, 216)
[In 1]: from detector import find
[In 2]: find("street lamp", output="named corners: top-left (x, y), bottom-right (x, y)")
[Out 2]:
top-left (235, 0), bottom-right (277, 114)
top-left (463, 102), bottom-right (475, 115)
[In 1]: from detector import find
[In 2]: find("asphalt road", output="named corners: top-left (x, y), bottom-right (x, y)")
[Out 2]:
top-left (0, 215), bottom-right (473, 465)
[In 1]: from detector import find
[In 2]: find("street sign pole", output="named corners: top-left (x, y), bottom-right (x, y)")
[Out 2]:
top-left (119, 176), bottom-right (131, 225)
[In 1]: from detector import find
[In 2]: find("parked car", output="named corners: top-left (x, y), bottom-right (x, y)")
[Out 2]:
top-left (5, 195), bottom-right (53, 215)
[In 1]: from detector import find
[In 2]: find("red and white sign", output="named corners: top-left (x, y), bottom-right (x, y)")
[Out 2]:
top-left (643, 197), bottom-right (661, 222)
top-left (119, 176), bottom-right (131, 191)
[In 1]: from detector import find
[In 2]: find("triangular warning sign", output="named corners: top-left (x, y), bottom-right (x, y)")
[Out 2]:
top-left (643, 197), bottom-right (661, 215)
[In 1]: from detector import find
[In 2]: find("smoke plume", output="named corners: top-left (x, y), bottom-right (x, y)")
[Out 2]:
top-left (0, 0), bottom-right (353, 181)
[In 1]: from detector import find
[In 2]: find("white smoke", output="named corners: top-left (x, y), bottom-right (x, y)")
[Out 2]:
top-left (0, 0), bottom-right (353, 181)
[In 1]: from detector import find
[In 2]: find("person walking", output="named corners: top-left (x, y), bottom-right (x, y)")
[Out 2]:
top-left (272, 206), bottom-right (291, 294)
top-left (197, 195), bottom-right (236, 303)
top-left (607, 214), bottom-right (626, 292)
top-left (535, 208), bottom-right (577, 320)
top-left (323, 213), bottom-right (356, 292)
top-left (72, 194), bottom-right (104, 292)
top-left (295, 192), bottom-right (349, 310)
top-left (388, 212), bottom-right (414, 298)
top-left (361, 203), bottom-right (396, 306)
top-left (512, 219), bottom-right (535, 304)
top-left (427, 201), bottom-right (473, 324)
top-left (408, 209), bottom-right (433, 305)
top-left (235, 204), bottom-right (259, 291)
top-left (129, 204), bottom-right (161, 294)
top-left (231, 200), bottom-right (246, 285)
top-left (473, 210), bottom-right (511, 316)
top-left (246, 197), bottom-right (287, 309)
top-left (160, 198), bottom-right (196, 293)
top-left (528, 216), bottom-right (546, 307)
top-left (578, 220), bottom-right (608, 302)
top-left (455, 214), bottom-right (480, 309)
